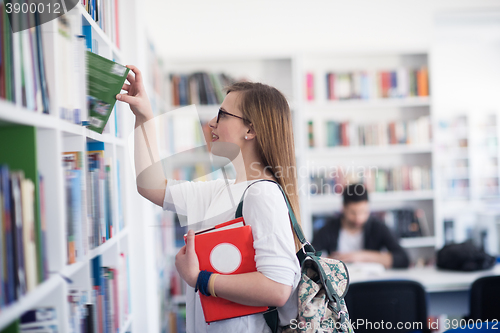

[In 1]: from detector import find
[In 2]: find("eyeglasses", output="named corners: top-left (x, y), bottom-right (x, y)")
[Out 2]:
top-left (217, 108), bottom-right (250, 124)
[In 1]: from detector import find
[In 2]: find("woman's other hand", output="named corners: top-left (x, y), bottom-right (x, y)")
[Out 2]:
top-left (116, 65), bottom-right (154, 123)
top-left (175, 230), bottom-right (200, 288)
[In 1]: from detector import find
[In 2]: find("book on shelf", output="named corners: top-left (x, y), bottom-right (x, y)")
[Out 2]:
top-left (85, 51), bottom-right (130, 134)
top-left (62, 151), bottom-right (87, 264)
top-left (316, 116), bottom-right (431, 148)
top-left (309, 165), bottom-right (432, 195)
top-left (372, 208), bottom-right (431, 238)
top-left (80, 0), bottom-right (121, 48)
top-left (321, 67), bottom-right (429, 101)
top-left (90, 254), bottom-right (129, 333)
top-left (0, 164), bottom-right (49, 308)
top-left (313, 208), bottom-right (431, 240)
top-left (87, 141), bottom-right (114, 249)
top-left (170, 72), bottom-right (236, 106)
top-left (305, 72), bottom-right (314, 101)
top-left (0, 3), bottom-right (50, 113)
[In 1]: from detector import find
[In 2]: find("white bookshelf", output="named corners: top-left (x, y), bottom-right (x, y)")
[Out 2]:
top-left (299, 52), bottom-right (436, 261)
top-left (0, 3), bottom-right (136, 332)
top-left (431, 10), bottom-right (500, 252)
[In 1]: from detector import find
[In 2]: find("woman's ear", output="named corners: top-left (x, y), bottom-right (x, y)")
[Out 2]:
top-left (245, 123), bottom-right (256, 140)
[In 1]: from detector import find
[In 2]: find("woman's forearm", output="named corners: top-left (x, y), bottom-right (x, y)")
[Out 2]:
top-left (212, 272), bottom-right (292, 307)
top-left (134, 115), bottom-right (168, 204)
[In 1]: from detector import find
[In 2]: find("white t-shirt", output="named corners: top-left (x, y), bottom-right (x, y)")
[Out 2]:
top-left (337, 228), bottom-right (363, 253)
top-left (163, 178), bottom-right (300, 333)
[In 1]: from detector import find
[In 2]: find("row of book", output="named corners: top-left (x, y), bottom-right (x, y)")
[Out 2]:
top-left (309, 165), bottom-right (433, 194)
top-left (80, 0), bottom-right (120, 49)
top-left (0, 3), bottom-right (50, 113)
top-left (0, 165), bottom-right (49, 308)
top-left (0, 4), bottom-right (124, 138)
top-left (90, 253), bottom-right (130, 333)
top-left (63, 141), bottom-right (124, 264)
top-left (313, 207), bottom-right (431, 239)
top-left (305, 67), bottom-right (429, 101)
top-left (308, 116), bottom-right (432, 148)
top-left (170, 72), bottom-right (236, 106)
top-left (0, 253), bottom-right (131, 333)
top-left (372, 208), bottom-right (431, 238)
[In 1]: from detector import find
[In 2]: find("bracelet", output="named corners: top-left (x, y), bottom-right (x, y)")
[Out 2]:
top-left (208, 273), bottom-right (219, 297)
top-left (195, 270), bottom-right (212, 297)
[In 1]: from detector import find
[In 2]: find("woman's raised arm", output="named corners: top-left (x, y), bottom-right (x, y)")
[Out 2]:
top-left (117, 65), bottom-right (167, 207)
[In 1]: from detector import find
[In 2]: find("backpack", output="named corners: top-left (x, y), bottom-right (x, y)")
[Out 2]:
top-left (437, 241), bottom-right (496, 272)
top-left (235, 180), bottom-right (354, 333)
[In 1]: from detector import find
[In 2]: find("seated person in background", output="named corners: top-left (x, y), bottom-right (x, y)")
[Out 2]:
top-left (311, 183), bottom-right (409, 269)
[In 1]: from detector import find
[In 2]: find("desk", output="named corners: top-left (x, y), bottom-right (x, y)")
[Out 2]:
top-left (347, 264), bottom-right (500, 316)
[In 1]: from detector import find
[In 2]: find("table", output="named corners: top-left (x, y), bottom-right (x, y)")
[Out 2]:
top-left (346, 263), bottom-right (500, 316)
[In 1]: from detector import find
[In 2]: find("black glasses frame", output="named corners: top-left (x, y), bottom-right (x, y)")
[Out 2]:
top-left (217, 108), bottom-right (250, 124)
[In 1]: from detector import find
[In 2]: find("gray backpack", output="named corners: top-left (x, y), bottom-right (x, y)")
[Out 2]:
top-left (235, 180), bottom-right (354, 333)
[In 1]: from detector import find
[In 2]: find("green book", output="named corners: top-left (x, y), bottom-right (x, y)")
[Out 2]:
top-left (86, 51), bottom-right (130, 134)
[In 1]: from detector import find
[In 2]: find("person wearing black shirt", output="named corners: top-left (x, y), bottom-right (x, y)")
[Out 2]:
top-left (311, 184), bottom-right (409, 268)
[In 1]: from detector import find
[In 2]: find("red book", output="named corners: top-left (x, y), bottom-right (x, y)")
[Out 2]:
top-left (187, 217), bottom-right (268, 323)
top-left (306, 73), bottom-right (314, 101)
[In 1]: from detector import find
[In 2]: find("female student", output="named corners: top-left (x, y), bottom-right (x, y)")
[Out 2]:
top-left (117, 65), bottom-right (302, 333)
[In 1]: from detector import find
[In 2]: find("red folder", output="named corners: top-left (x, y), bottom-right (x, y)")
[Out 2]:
top-left (185, 217), bottom-right (269, 323)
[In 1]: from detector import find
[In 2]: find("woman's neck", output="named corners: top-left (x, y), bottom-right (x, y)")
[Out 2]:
top-left (232, 149), bottom-right (274, 184)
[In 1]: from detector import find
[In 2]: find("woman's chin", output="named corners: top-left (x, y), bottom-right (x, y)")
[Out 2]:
top-left (211, 141), bottom-right (241, 161)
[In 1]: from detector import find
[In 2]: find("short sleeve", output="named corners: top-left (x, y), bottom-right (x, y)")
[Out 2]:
top-left (241, 182), bottom-right (300, 287)
top-left (163, 178), bottom-right (226, 216)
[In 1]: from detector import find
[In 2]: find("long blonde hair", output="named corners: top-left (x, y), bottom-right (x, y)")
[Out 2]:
top-left (226, 82), bottom-right (303, 252)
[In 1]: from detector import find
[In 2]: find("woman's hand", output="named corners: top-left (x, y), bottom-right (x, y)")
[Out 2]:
top-left (175, 230), bottom-right (200, 288)
top-left (116, 65), bottom-right (154, 123)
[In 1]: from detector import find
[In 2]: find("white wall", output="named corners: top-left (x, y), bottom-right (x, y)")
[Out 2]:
top-left (142, 0), bottom-right (500, 59)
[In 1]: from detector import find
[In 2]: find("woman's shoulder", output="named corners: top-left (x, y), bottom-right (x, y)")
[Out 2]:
top-left (245, 179), bottom-right (284, 199)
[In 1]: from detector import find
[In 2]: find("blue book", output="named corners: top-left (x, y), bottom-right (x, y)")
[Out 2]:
top-left (0, 165), bottom-right (15, 304)
top-left (82, 25), bottom-right (93, 51)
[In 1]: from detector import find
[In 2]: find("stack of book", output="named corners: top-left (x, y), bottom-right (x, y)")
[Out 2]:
top-left (0, 165), bottom-right (49, 308)
top-left (321, 116), bottom-right (431, 147)
top-left (372, 208), bottom-right (431, 238)
top-left (170, 72), bottom-right (236, 106)
top-left (324, 67), bottom-right (429, 100)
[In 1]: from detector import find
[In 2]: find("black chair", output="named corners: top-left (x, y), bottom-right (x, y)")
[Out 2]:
top-left (469, 275), bottom-right (500, 321)
top-left (344, 280), bottom-right (429, 333)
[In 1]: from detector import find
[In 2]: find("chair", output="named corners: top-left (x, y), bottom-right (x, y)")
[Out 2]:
top-left (344, 280), bottom-right (429, 333)
top-left (469, 275), bottom-right (500, 321)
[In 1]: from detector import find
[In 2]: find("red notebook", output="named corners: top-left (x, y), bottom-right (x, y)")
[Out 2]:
top-left (185, 217), bottom-right (269, 323)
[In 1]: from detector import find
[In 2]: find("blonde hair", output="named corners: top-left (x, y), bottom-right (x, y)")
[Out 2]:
top-left (226, 82), bottom-right (303, 252)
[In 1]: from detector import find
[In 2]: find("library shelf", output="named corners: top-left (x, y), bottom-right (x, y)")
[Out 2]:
top-left (76, 3), bottom-right (123, 59)
top-left (400, 236), bottom-right (436, 248)
top-left (0, 276), bottom-right (64, 330)
top-left (58, 261), bottom-right (87, 280)
top-left (88, 227), bottom-right (129, 260)
top-left (307, 144), bottom-right (433, 157)
top-left (305, 96), bottom-right (431, 111)
top-left (309, 190), bottom-right (435, 210)
top-left (0, 100), bottom-right (57, 129)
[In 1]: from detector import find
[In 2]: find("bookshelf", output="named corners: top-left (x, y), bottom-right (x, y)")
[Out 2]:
top-left (431, 10), bottom-right (500, 254)
top-left (0, 2), bottom-right (134, 332)
top-left (299, 52), bottom-right (436, 266)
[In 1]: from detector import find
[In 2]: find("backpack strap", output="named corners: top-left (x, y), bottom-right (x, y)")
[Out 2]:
top-left (235, 179), bottom-right (311, 249)
top-left (234, 179), bottom-right (314, 333)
